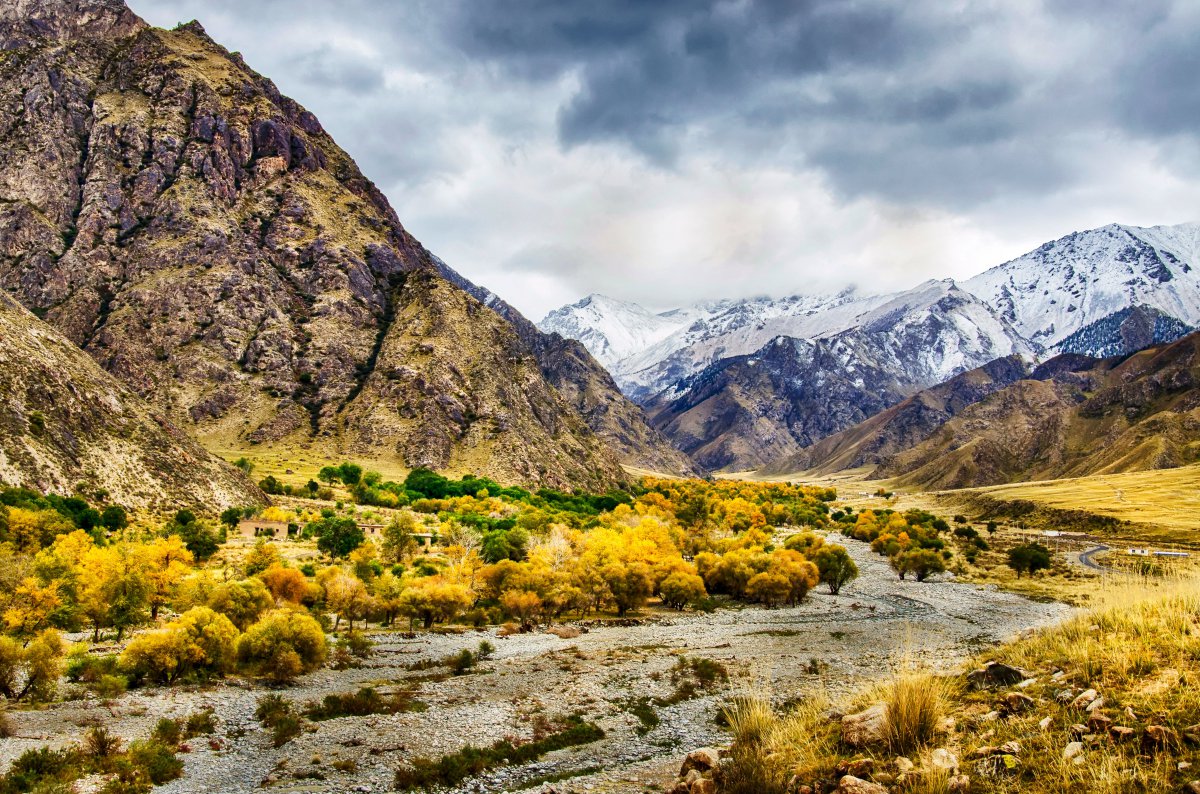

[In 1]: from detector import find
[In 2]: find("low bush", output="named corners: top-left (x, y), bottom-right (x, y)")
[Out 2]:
top-left (394, 716), bottom-right (604, 790)
top-left (302, 687), bottom-right (424, 721)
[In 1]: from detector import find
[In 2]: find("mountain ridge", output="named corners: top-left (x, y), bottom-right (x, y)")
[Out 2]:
top-left (0, 0), bottom-right (688, 488)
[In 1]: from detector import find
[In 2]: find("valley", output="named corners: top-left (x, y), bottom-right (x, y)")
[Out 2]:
top-left (0, 2), bottom-right (1198, 794)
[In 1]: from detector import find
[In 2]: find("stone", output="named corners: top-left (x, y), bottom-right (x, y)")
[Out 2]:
top-left (1017, 678), bottom-right (1037, 688)
top-left (894, 757), bottom-right (915, 773)
top-left (975, 754), bottom-right (1019, 778)
top-left (1085, 697), bottom-right (1106, 713)
top-left (1063, 741), bottom-right (1085, 761)
top-left (1143, 725), bottom-right (1178, 751)
top-left (669, 785), bottom-right (690, 794)
top-left (837, 759), bottom-right (874, 778)
top-left (1109, 726), bottom-right (1135, 742)
top-left (690, 780), bottom-right (716, 794)
top-left (680, 748), bottom-right (721, 776)
top-left (948, 774), bottom-right (970, 793)
top-left (1070, 689), bottom-right (1098, 709)
top-left (931, 748), bottom-right (959, 771)
top-left (971, 746), bottom-right (997, 759)
top-left (1002, 692), bottom-right (1035, 713)
top-left (835, 775), bottom-right (888, 794)
top-left (683, 769), bottom-right (702, 785)
top-left (842, 703), bottom-right (887, 748)
top-left (1185, 781), bottom-right (1200, 794)
top-left (1038, 716), bottom-right (1053, 731)
top-left (1087, 714), bottom-right (1113, 732)
top-left (1069, 724), bottom-right (1090, 740)
top-left (998, 740), bottom-right (1020, 756)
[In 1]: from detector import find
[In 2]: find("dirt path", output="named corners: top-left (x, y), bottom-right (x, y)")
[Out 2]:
top-left (1, 536), bottom-right (1072, 793)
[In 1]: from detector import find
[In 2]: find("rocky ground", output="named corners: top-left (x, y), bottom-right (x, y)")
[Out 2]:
top-left (1, 536), bottom-right (1072, 793)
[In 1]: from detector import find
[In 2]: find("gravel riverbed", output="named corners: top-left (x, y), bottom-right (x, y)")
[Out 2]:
top-left (1, 536), bottom-right (1073, 793)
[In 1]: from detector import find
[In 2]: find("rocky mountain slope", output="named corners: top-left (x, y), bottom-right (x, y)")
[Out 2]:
top-left (0, 292), bottom-right (263, 509)
top-left (642, 282), bottom-right (1032, 470)
top-left (433, 264), bottom-right (698, 476)
top-left (762, 355), bottom-right (1031, 477)
top-left (880, 332), bottom-right (1200, 489)
top-left (0, 0), bottom-right (665, 488)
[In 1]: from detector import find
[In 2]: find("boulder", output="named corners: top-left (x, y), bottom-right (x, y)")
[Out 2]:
top-left (931, 748), bottom-right (959, 771)
top-left (1070, 689), bottom-right (1098, 709)
top-left (1143, 725), bottom-right (1178, 751)
top-left (680, 748), bottom-right (721, 776)
top-left (690, 780), bottom-right (716, 794)
top-left (1063, 741), bottom-right (1085, 762)
top-left (1109, 726), bottom-right (1135, 742)
top-left (836, 775), bottom-right (888, 794)
top-left (842, 703), bottom-right (887, 748)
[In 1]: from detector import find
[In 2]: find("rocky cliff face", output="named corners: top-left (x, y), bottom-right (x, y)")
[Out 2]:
top-left (0, 292), bottom-right (263, 509)
top-left (0, 0), bottom-right (630, 489)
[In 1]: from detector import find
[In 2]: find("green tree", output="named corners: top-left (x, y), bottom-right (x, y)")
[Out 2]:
top-left (100, 505), bottom-right (128, 531)
top-left (219, 508), bottom-right (242, 529)
top-left (1007, 543), bottom-right (1052, 578)
top-left (311, 517), bottom-right (364, 558)
top-left (659, 572), bottom-right (706, 610)
top-left (812, 545), bottom-right (859, 595)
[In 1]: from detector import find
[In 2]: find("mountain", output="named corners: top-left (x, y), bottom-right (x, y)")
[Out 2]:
top-left (963, 223), bottom-right (1200, 353)
top-left (434, 265), bottom-right (698, 476)
top-left (643, 281), bottom-right (1032, 470)
top-left (880, 333), bottom-right (1200, 489)
top-left (539, 294), bottom-right (702, 371)
top-left (0, 292), bottom-right (263, 509)
top-left (761, 355), bottom-right (1031, 477)
top-left (0, 0), bottom-right (646, 489)
top-left (544, 222), bottom-right (1200, 472)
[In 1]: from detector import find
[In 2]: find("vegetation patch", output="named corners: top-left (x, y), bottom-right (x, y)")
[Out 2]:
top-left (393, 716), bottom-right (605, 791)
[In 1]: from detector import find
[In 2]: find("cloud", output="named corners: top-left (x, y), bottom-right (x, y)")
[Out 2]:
top-left (126, 0), bottom-right (1200, 318)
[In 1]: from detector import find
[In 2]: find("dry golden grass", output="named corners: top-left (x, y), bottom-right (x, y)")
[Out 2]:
top-left (717, 576), bottom-right (1200, 793)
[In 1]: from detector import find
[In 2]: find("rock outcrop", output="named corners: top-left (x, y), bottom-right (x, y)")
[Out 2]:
top-left (0, 0), bottom-right (631, 489)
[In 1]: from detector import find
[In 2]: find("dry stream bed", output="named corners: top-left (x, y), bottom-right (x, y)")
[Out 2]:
top-left (1, 538), bottom-right (1071, 793)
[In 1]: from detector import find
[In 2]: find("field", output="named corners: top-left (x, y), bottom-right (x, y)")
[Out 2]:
top-left (755, 464), bottom-right (1200, 548)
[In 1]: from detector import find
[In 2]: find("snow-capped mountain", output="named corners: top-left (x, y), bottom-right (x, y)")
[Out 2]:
top-left (540, 221), bottom-right (1200, 471)
top-left (964, 223), bottom-right (1200, 352)
top-left (539, 294), bottom-right (706, 369)
top-left (643, 281), bottom-right (1034, 470)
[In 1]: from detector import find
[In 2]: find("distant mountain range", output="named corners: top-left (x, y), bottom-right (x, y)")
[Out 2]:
top-left (541, 222), bottom-right (1200, 471)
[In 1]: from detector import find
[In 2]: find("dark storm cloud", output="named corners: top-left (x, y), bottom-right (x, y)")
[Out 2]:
top-left (128, 0), bottom-right (1200, 316)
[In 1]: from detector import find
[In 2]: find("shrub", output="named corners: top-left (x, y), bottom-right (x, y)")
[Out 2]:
top-left (83, 726), bottom-right (123, 763)
top-left (256, 694), bottom-right (305, 747)
top-left (207, 578), bottom-right (273, 631)
top-left (302, 687), bottom-right (423, 720)
top-left (121, 607), bottom-right (239, 685)
top-left (237, 610), bottom-right (328, 682)
top-left (394, 716), bottom-right (603, 790)
top-left (127, 739), bottom-right (184, 785)
top-left (812, 545), bottom-right (858, 595)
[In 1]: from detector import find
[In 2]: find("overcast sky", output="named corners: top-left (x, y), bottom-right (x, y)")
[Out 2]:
top-left (129, 0), bottom-right (1200, 319)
